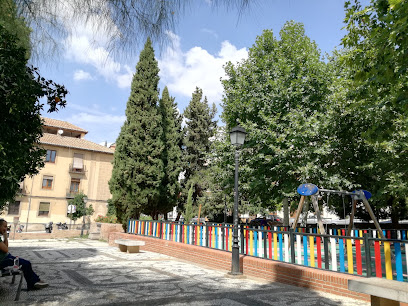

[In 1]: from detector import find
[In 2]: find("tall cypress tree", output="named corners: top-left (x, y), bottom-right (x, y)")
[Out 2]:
top-left (182, 87), bottom-right (217, 203)
top-left (158, 86), bottom-right (183, 215)
top-left (109, 38), bottom-right (163, 227)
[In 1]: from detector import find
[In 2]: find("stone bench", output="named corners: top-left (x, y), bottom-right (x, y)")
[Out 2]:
top-left (348, 278), bottom-right (408, 306)
top-left (114, 239), bottom-right (145, 253)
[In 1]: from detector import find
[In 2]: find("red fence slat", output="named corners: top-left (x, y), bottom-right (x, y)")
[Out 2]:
top-left (374, 241), bottom-right (382, 278)
top-left (355, 239), bottom-right (362, 275)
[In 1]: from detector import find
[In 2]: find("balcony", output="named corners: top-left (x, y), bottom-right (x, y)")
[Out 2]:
top-left (69, 164), bottom-right (86, 174)
top-left (66, 189), bottom-right (83, 199)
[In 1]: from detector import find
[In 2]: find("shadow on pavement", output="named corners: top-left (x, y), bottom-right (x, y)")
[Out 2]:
top-left (0, 241), bottom-right (368, 305)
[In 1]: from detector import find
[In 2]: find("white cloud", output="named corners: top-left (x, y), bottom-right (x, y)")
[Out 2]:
top-left (201, 28), bottom-right (218, 39)
top-left (73, 69), bottom-right (94, 81)
top-left (63, 106), bottom-right (126, 144)
top-left (116, 65), bottom-right (134, 88)
top-left (60, 4), bottom-right (133, 89)
top-left (65, 34), bottom-right (129, 86)
top-left (70, 112), bottom-right (126, 124)
top-left (158, 32), bottom-right (248, 105)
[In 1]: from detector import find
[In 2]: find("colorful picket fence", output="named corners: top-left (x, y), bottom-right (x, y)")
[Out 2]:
top-left (127, 220), bottom-right (408, 282)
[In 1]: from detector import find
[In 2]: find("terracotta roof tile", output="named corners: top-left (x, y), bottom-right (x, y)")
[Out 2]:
top-left (40, 133), bottom-right (114, 154)
top-left (42, 117), bottom-right (88, 133)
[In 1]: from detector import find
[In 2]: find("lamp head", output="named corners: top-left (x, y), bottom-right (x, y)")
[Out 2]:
top-left (230, 125), bottom-right (246, 146)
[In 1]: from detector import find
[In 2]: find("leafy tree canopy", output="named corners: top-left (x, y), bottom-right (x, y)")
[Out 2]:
top-left (221, 21), bottom-right (335, 210)
top-left (109, 38), bottom-right (163, 227)
top-left (67, 193), bottom-right (94, 221)
top-left (339, 0), bottom-right (408, 224)
top-left (159, 86), bottom-right (183, 215)
top-left (182, 87), bottom-right (217, 204)
top-left (0, 8), bottom-right (67, 211)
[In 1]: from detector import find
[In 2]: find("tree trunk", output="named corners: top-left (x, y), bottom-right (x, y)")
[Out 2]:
top-left (283, 198), bottom-right (289, 227)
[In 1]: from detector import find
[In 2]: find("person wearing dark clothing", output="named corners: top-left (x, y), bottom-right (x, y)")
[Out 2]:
top-left (0, 219), bottom-right (48, 290)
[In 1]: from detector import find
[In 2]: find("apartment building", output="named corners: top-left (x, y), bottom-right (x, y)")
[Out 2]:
top-left (0, 117), bottom-right (114, 226)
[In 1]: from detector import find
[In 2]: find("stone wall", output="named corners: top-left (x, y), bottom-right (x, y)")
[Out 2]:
top-left (99, 223), bottom-right (124, 241)
top-left (109, 232), bottom-right (371, 302)
top-left (8, 230), bottom-right (82, 240)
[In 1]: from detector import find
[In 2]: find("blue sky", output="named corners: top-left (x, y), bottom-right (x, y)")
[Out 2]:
top-left (39, 0), bottom-right (359, 145)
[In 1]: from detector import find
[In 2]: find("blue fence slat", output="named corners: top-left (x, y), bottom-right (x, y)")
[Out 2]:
top-left (215, 226), bottom-right (219, 249)
top-left (254, 229), bottom-right (258, 257)
top-left (279, 233), bottom-right (283, 261)
top-left (395, 243), bottom-right (403, 282)
top-left (303, 235), bottom-right (308, 266)
top-left (339, 239), bottom-right (345, 273)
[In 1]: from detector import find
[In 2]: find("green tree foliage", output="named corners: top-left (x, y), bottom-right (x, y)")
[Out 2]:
top-left (182, 87), bottom-right (217, 204)
top-left (109, 38), bottom-right (163, 227)
top-left (0, 9), bottom-right (67, 211)
top-left (159, 86), bottom-right (183, 215)
top-left (67, 193), bottom-right (94, 221)
top-left (106, 199), bottom-right (116, 216)
top-left (221, 21), bottom-right (334, 211)
top-left (183, 182), bottom-right (195, 224)
top-left (339, 0), bottom-right (408, 224)
top-left (0, 0), bottom-right (31, 56)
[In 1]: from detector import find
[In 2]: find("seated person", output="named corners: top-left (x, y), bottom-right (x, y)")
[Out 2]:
top-left (0, 218), bottom-right (48, 290)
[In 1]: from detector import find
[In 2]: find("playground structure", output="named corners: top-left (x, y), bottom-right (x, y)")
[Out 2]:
top-left (125, 183), bottom-right (407, 283)
top-left (292, 183), bottom-right (386, 239)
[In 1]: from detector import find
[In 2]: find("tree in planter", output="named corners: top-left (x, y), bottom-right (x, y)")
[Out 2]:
top-left (67, 193), bottom-right (94, 222)
top-left (109, 38), bottom-right (163, 228)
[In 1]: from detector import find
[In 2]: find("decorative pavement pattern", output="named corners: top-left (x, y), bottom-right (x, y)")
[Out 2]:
top-left (0, 238), bottom-right (370, 305)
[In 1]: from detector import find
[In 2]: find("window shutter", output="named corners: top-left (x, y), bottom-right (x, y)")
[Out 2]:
top-left (39, 202), bottom-right (50, 211)
top-left (43, 176), bottom-right (53, 181)
top-left (73, 153), bottom-right (83, 169)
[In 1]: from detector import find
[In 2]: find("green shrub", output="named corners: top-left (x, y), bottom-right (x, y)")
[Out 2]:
top-left (95, 215), bottom-right (119, 223)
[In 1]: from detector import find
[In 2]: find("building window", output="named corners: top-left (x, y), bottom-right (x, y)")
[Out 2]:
top-left (42, 176), bottom-right (53, 189)
top-left (8, 201), bottom-right (20, 215)
top-left (46, 150), bottom-right (56, 163)
top-left (73, 153), bottom-right (84, 170)
top-left (70, 179), bottom-right (80, 194)
top-left (38, 202), bottom-right (50, 216)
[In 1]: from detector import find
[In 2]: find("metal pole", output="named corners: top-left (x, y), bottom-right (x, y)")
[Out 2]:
top-left (25, 178), bottom-right (34, 232)
top-left (224, 194), bottom-right (227, 224)
top-left (81, 197), bottom-right (88, 236)
top-left (231, 148), bottom-right (241, 275)
top-left (81, 215), bottom-right (85, 236)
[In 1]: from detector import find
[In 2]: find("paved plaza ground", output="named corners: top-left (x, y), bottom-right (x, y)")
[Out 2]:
top-left (0, 238), bottom-right (370, 305)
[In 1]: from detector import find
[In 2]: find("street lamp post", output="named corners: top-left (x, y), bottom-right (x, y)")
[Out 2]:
top-left (229, 125), bottom-right (246, 275)
top-left (81, 196), bottom-right (88, 237)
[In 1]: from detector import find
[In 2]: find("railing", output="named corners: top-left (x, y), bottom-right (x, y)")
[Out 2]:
top-left (128, 220), bottom-right (408, 282)
top-left (66, 189), bottom-right (83, 198)
top-left (69, 164), bottom-right (86, 174)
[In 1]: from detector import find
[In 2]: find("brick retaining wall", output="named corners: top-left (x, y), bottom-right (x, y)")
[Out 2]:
top-left (8, 230), bottom-right (82, 240)
top-left (108, 232), bottom-right (373, 302)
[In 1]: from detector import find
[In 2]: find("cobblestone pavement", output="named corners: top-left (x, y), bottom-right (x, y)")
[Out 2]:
top-left (0, 238), bottom-right (369, 305)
